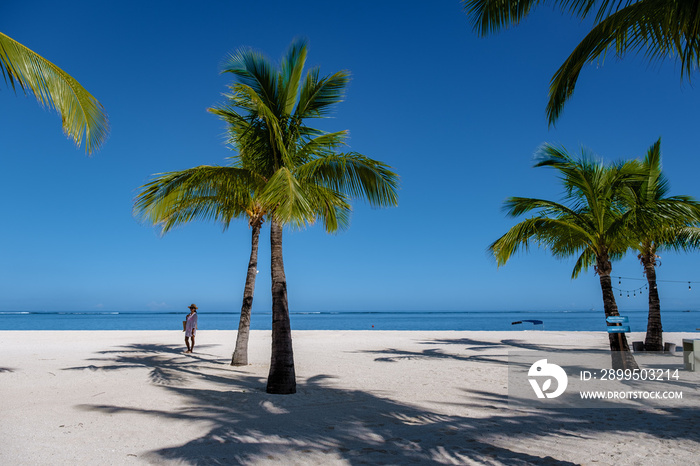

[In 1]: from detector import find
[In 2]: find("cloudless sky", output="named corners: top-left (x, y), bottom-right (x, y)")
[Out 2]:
top-left (2, 0), bottom-right (700, 315)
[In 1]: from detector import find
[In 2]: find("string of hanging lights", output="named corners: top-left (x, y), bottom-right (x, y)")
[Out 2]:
top-left (612, 283), bottom-right (648, 298)
top-left (612, 276), bottom-right (699, 298)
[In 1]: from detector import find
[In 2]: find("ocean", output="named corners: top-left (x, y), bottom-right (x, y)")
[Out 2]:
top-left (1, 309), bottom-right (698, 332)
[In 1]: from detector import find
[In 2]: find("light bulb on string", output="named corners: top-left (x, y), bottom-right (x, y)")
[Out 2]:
top-left (689, 282), bottom-right (692, 291)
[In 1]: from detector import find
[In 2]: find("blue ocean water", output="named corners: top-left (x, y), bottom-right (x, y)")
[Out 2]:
top-left (1, 309), bottom-right (698, 332)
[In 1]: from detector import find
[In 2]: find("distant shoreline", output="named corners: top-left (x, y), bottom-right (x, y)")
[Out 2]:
top-left (2, 309), bottom-right (699, 332)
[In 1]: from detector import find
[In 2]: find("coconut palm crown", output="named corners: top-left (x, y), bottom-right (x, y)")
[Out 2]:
top-left (462, 0), bottom-right (700, 124)
top-left (1, 31), bottom-right (108, 153)
top-left (210, 39), bottom-right (399, 228)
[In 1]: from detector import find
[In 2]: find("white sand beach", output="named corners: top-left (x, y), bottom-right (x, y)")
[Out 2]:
top-left (2, 330), bottom-right (699, 465)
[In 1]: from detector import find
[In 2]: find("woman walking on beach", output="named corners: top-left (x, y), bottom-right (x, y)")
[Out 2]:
top-left (184, 304), bottom-right (198, 353)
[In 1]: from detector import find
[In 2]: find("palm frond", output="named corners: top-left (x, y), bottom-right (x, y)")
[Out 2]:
top-left (133, 165), bottom-right (261, 234)
top-left (461, 0), bottom-right (541, 36)
top-left (502, 196), bottom-right (581, 219)
top-left (461, 0), bottom-right (633, 36)
top-left (279, 38), bottom-right (308, 115)
top-left (546, 0), bottom-right (700, 124)
top-left (296, 130), bottom-right (349, 158)
top-left (221, 46), bottom-right (280, 114)
top-left (259, 167), bottom-right (316, 228)
top-left (621, 139), bottom-right (700, 255)
top-left (296, 68), bottom-right (350, 119)
top-left (571, 247), bottom-right (597, 278)
top-left (260, 168), bottom-right (306, 224)
top-left (463, 1), bottom-right (697, 125)
top-left (490, 216), bottom-right (591, 266)
top-left (639, 138), bottom-right (670, 200)
top-left (295, 151), bottom-right (400, 208)
top-left (669, 226), bottom-right (700, 250)
top-left (300, 183), bottom-right (352, 233)
top-left (0, 31), bottom-right (109, 154)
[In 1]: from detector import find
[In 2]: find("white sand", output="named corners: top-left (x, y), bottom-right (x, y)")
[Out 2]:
top-left (2, 330), bottom-right (699, 465)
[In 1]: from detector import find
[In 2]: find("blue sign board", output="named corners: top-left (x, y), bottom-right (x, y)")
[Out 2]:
top-left (607, 326), bottom-right (630, 334)
top-left (606, 316), bottom-right (629, 324)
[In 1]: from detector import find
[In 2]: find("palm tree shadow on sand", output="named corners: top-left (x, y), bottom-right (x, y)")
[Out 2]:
top-left (355, 337), bottom-right (608, 368)
top-left (65, 343), bottom-right (698, 465)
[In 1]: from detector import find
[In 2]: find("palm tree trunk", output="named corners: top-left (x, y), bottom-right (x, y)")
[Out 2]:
top-left (266, 220), bottom-right (296, 394)
top-left (597, 255), bottom-right (638, 370)
top-left (231, 219), bottom-right (262, 366)
top-left (641, 253), bottom-right (663, 351)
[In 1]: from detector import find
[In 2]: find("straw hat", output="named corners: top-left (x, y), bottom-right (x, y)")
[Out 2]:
top-left (188, 304), bottom-right (198, 310)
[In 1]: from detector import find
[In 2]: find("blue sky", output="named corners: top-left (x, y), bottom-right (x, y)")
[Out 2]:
top-left (2, 0), bottom-right (700, 314)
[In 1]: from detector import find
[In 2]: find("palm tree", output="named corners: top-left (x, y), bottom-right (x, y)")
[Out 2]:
top-left (211, 39), bottom-right (400, 394)
top-left (623, 139), bottom-right (700, 351)
top-left (490, 144), bottom-right (639, 369)
top-left (1, 31), bottom-right (108, 153)
top-left (461, 0), bottom-right (700, 124)
top-left (133, 163), bottom-right (266, 366)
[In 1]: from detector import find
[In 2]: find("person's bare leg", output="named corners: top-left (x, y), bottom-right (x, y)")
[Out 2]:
top-left (185, 337), bottom-right (191, 353)
top-left (190, 336), bottom-right (195, 353)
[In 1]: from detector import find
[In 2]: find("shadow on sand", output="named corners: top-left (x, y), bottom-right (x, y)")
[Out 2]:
top-left (63, 341), bottom-right (698, 465)
top-left (355, 336), bottom-right (609, 368)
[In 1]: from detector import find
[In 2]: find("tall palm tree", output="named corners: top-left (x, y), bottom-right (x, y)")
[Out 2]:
top-left (211, 39), bottom-right (400, 394)
top-left (133, 163), bottom-right (266, 366)
top-left (1, 31), bottom-right (108, 153)
top-left (461, 0), bottom-right (700, 124)
top-left (490, 144), bottom-right (639, 369)
top-left (623, 139), bottom-right (700, 351)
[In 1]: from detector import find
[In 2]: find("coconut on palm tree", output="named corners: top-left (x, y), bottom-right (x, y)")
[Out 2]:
top-left (622, 139), bottom-right (700, 351)
top-left (461, 0), bottom-right (700, 124)
top-left (211, 38), bottom-right (399, 394)
top-left (1, 31), bottom-right (108, 153)
top-left (134, 162), bottom-right (267, 366)
top-left (490, 144), bottom-right (639, 369)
